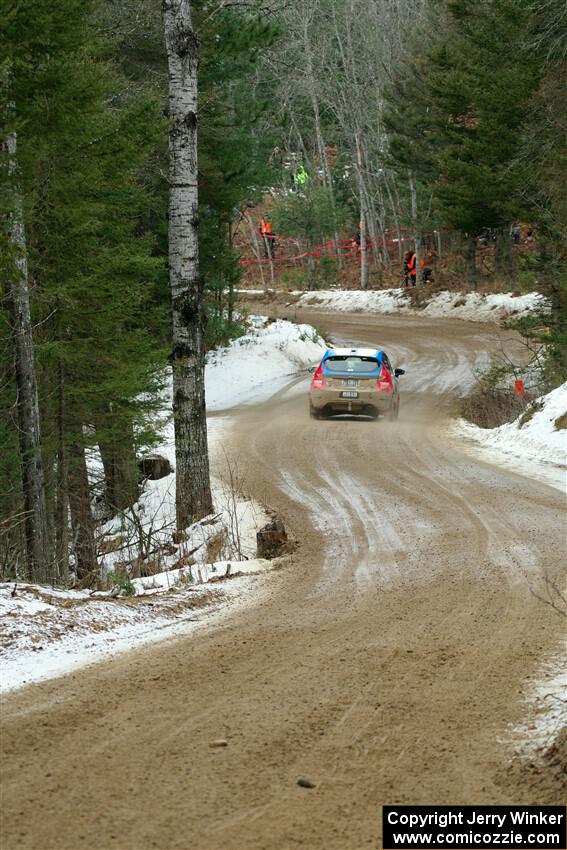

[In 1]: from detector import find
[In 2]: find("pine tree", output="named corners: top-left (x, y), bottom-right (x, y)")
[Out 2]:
top-left (385, 0), bottom-right (542, 284)
top-left (1, 0), bottom-right (166, 580)
top-left (2, 132), bottom-right (51, 581)
top-left (514, 16), bottom-right (567, 385)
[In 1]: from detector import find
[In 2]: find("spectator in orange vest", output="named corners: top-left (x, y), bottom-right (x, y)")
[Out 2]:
top-left (408, 251), bottom-right (417, 286)
top-left (260, 217), bottom-right (275, 259)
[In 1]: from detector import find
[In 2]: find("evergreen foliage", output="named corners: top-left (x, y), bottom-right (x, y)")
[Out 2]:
top-left (195, 1), bottom-right (280, 342)
top-left (100, 0), bottom-right (281, 348)
top-left (1, 0), bottom-right (166, 576)
top-left (272, 184), bottom-right (347, 250)
top-left (384, 0), bottom-right (567, 377)
top-left (385, 0), bottom-right (542, 235)
top-left (0, 0), bottom-right (285, 578)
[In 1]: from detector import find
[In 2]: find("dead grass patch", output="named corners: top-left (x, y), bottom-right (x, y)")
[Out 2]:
top-left (98, 535), bottom-right (128, 555)
top-left (461, 387), bottom-right (528, 429)
top-left (518, 400), bottom-right (544, 428)
top-left (205, 529), bottom-right (226, 563)
top-left (404, 288), bottom-right (431, 310)
top-left (554, 411), bottom-right (567, 430)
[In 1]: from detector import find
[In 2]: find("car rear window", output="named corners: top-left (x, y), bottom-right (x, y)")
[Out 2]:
top-left (324, 356), bottom-right (380, 373)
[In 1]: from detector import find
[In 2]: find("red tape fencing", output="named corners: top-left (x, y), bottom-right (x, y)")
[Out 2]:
top-left (240, 228), bottom-right (429, 267)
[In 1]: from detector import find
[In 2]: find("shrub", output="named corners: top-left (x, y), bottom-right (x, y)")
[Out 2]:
top-left (108, 570), bottom-right (136, 597)
top-left (460, 387), bottom-right (528, 429)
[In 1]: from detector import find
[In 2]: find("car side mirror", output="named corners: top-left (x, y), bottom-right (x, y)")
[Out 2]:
top-left (308, 366), bottom-right (316, 374)
top-left (395, 368), bottom-right (405, 377)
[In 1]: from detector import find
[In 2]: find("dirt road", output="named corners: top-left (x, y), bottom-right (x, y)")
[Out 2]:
top-left (1, 312), bottom-right (565, 850)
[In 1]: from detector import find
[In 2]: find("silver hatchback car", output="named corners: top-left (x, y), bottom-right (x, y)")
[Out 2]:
top-left (308, 347), bottom-right (405, 420)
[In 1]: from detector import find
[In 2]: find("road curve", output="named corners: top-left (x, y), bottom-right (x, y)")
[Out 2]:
top-left (1, 311), bottom-right (565, 850)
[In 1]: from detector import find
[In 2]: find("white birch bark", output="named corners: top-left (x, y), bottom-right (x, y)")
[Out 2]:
top-left (300, 15), bottom-right (344, 267)
top-left (355, 135), bottom-right (368, 290)
top-left (245, 212), bottom-right (267, 292)
top-left (409, 170), bottom-right (421, 285)
top-left (3, 133), bottom-right (51, 582)
top-left (388, 175), bottom-right (405, 260)
top-left (163, 0), bottom-right (213, 528)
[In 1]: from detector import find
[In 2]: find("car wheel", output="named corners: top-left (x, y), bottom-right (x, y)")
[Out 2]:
top-left (309, 405), bottom-right (321, 420)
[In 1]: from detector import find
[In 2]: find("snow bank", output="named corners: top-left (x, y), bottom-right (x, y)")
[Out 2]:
top-left (206, 316), bottom-right (326, 409)
top-left (129, 558), bottom-right (271, 594)
top-left (296, 288), bottom-right (547, 324)
top-left (455, 382), bottom-right (567, 491)
top-left (0, 568), bottom-right (276, 693)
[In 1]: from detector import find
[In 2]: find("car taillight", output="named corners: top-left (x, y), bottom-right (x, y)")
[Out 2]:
top-left (376, 365), bottom-right (393, 392)
top-left (311, 363), bottom-right (326, 389)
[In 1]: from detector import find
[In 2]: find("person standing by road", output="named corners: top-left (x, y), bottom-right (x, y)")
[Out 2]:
top-left (260, 217), bottom-right (275, 259)
top-left (295, 164), bottom-right (309, 192)
top-left (408, 250), bottom-right (417, 286)
top-left (403, 249), bottom-right (413, 287)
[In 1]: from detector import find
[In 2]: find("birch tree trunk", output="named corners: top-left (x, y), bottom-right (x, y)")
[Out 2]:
top-left (163, 0), bottom-right (213, 529)
top-left (435, 228), bottom-right (442, 259)
top-left (245, 212), bottom-right (267, 292)
top-left (390, 176), bottom-right (405, 261)
top-left (3, 133), bottom-right (50, 582)
top-left (409, 170), bottom-right (421, 286)
top-left (301, 16), bottom-right (343, 268)
top-left (356, 135), bottom-right (368, 290)
top-left (385, 174), bottom-right (404, 262)
top-left (307, 249), bottom-right (317, 290)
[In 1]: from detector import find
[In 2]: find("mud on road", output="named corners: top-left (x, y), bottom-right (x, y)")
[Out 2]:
top-left (1, 312), bottom-right (565, 850)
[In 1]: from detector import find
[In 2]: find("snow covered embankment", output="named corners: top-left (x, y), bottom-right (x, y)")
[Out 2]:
top-left (297, 288), bottom-right (547, 324)
top-left (0, 317), bottom-right (326, 693)
top-left (455, 382), bottom-right (567, 491)
top-left (206, 315), bottom-right (325, 409)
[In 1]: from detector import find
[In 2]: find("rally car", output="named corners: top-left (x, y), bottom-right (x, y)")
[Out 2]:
top-left (308, 348), bottom-right (405, 420)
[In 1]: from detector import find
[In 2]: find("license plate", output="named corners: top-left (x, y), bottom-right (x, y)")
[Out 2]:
top-left (340, 391), bottom-right (359, 399)
top-left (341, 379), bottom-right (359, 387)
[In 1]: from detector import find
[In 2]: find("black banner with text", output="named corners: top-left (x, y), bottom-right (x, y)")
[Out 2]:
top-left (383, 806), bottom-right (566, 850)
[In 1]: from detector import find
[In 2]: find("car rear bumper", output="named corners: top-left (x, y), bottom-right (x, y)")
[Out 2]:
top-left (310, 388), bottom-right (394, 414)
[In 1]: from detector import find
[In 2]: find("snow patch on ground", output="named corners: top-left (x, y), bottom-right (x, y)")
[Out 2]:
top-left (0, 572), bottom-right (276, 693)
top-left (453, 382), bottom-right (567, 492)
top-left (296, 288), bottom-right (547, 323)
top-left (506, 646), bottom-right (567, 755)
top-left (0, 489), bottom-right (279, 694)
